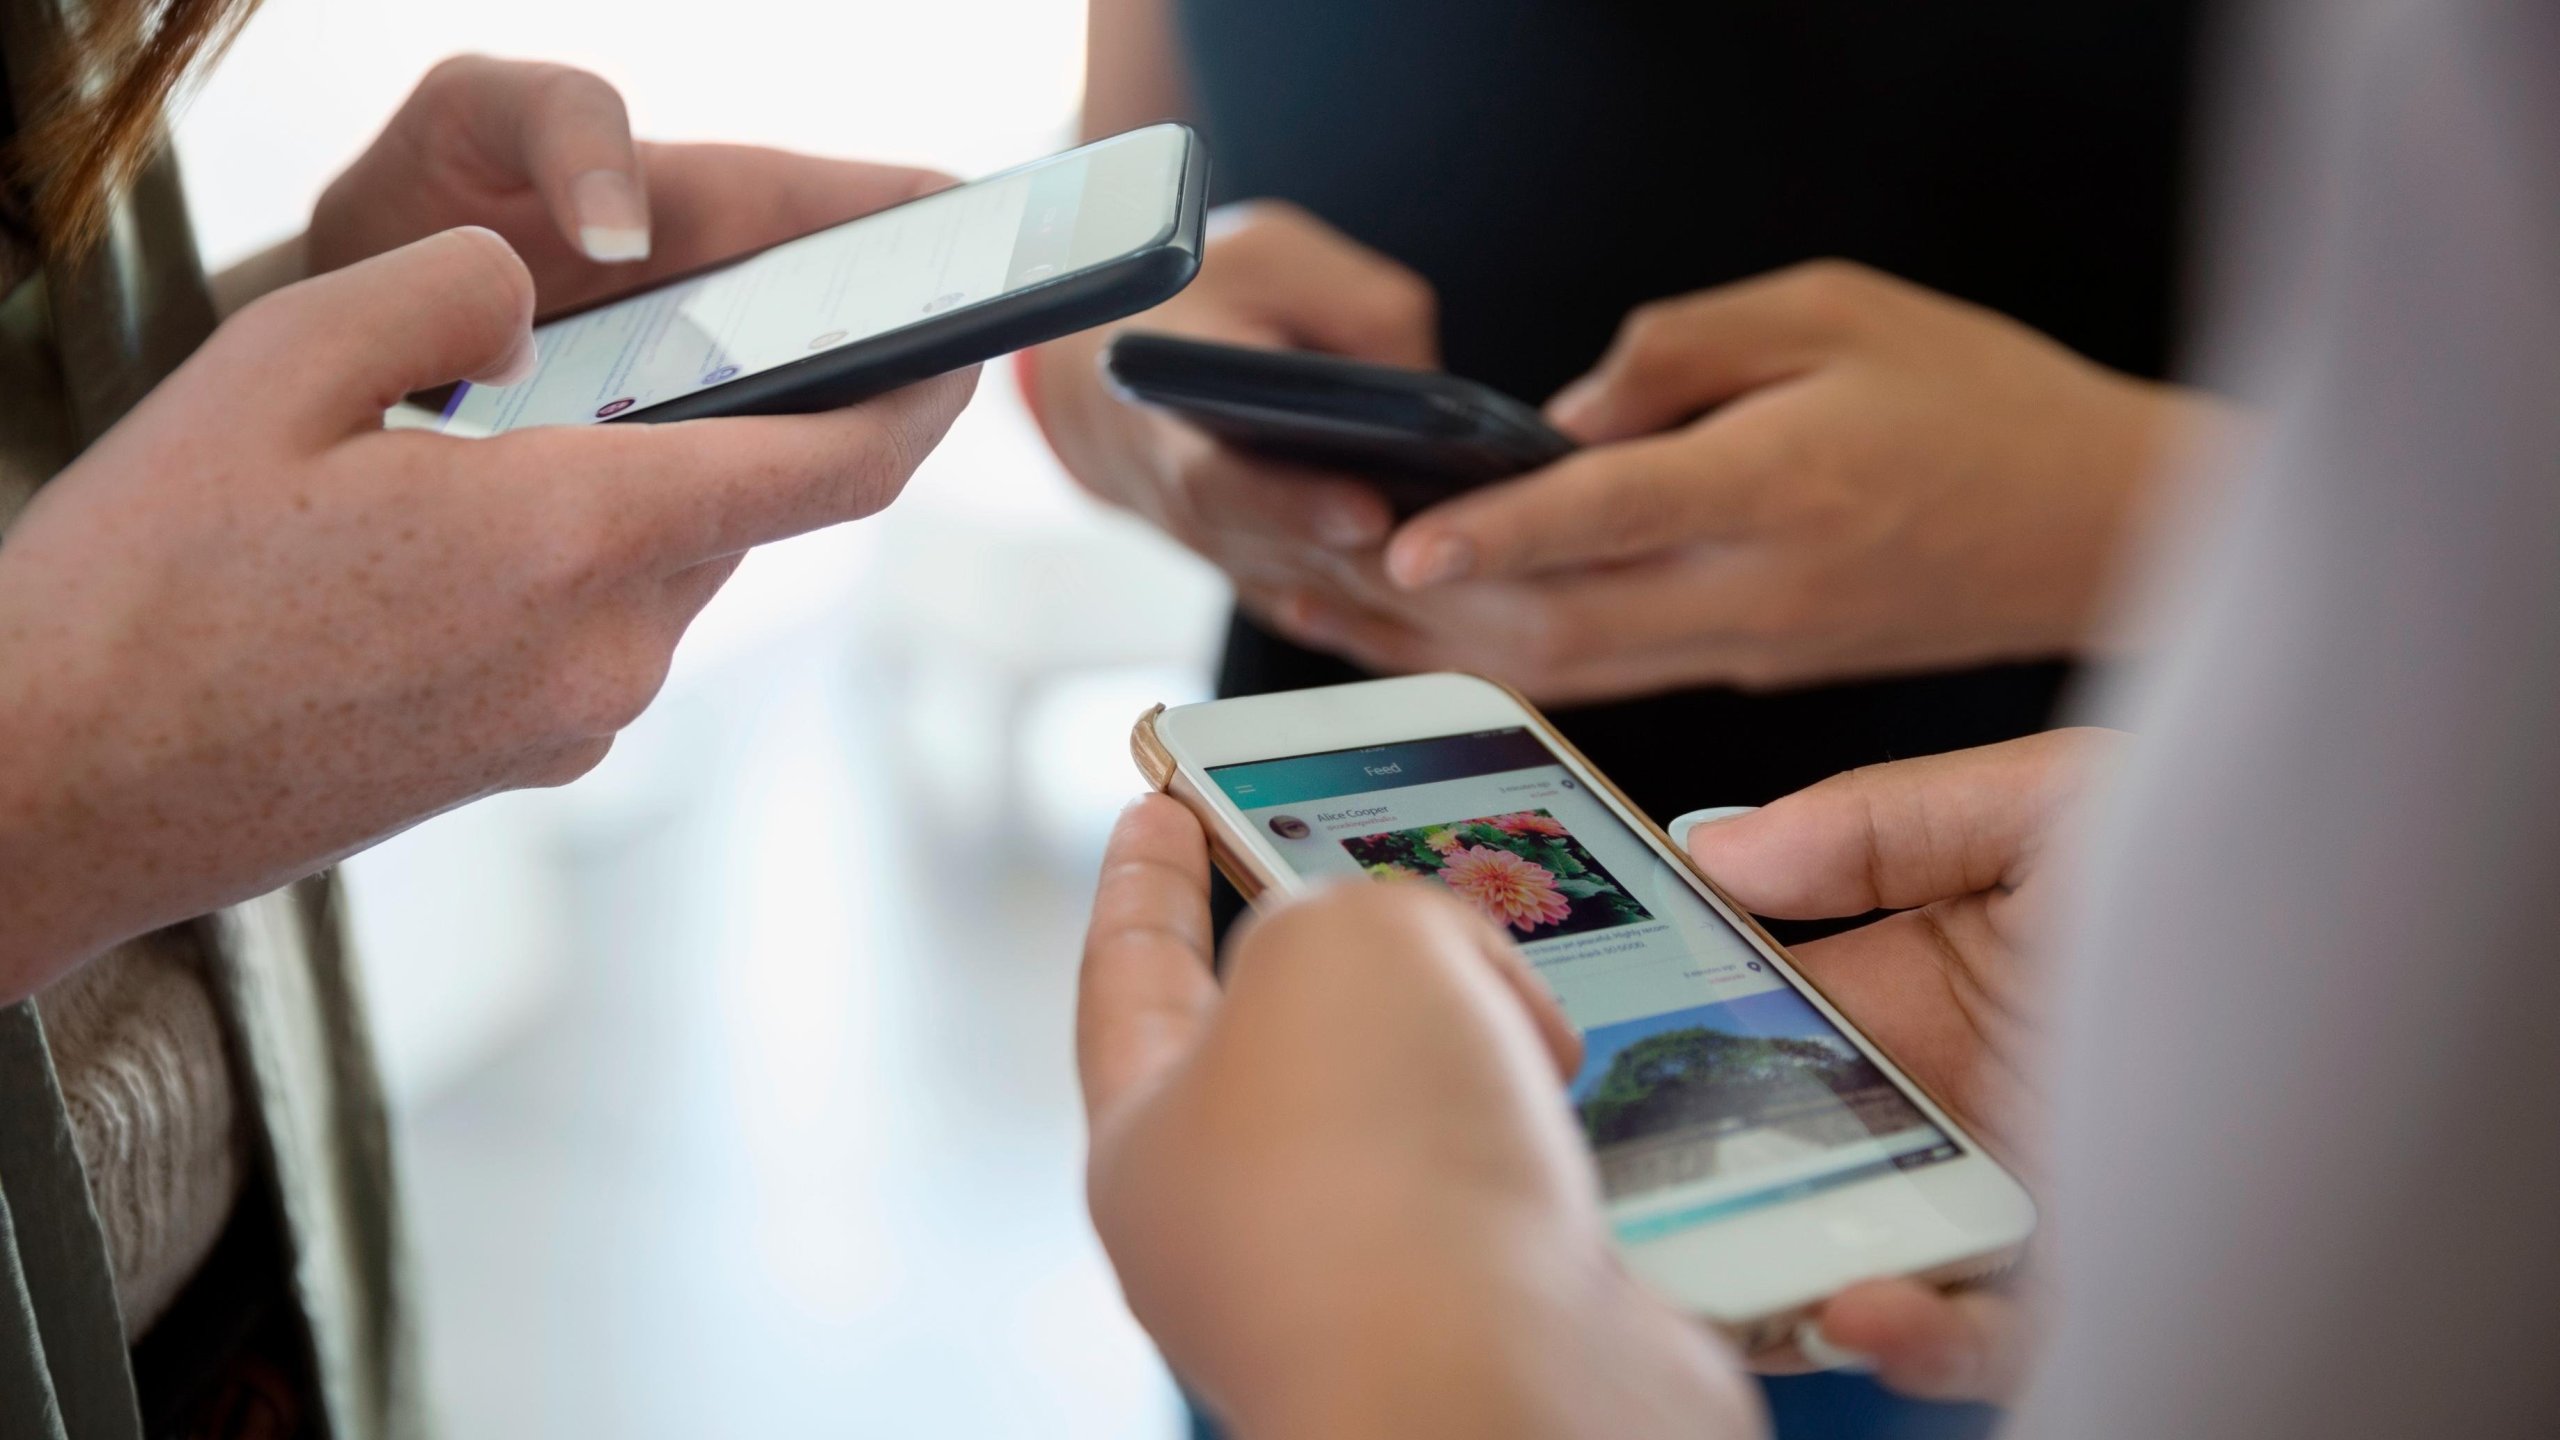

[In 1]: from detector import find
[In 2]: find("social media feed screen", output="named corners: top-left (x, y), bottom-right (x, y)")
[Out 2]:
top-left (1210, 729), bottom-right (1961, 1240)
top-left (436, 149), bottom-right (1102, 436)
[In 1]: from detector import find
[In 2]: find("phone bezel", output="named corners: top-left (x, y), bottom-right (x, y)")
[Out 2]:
top-left (1097, 332), bottom-right (1577, 513)
top-left (426, 123), bottom-right (1207, 430)
top-left (1137, 672), bottom-right (2035, 1341)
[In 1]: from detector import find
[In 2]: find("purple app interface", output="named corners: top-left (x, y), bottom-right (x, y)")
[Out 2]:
top-left (437, 151), bottom-right (1100, 436)
top-left (1209, 729), bottom-right (1961, 1239)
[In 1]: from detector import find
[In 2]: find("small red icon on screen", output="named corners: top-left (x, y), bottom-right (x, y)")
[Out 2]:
top-left (595, 398), bottom-right (636, 418)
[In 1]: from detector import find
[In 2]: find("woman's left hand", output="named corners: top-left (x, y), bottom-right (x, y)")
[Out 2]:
top-left (304, 55), bottom-right (950, 308)
top-left (1270, 262), bottom-right (2237, 702)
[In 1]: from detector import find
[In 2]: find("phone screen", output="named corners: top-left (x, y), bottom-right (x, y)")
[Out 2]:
top-left (433, 126), bottom-right (1186, 436)
top-left (1210, 727), bottom-right (1963, 1240)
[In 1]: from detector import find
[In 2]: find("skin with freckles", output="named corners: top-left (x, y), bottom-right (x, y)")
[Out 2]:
top-left (1687, 728), bottom-right (2113, 1403)
top-left (1078, 795), bottom-right (1758, 1440)
top-left (0, 59), bottom-right (978, 1002)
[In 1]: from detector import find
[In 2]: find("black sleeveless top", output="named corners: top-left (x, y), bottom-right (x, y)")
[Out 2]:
top-left (1176, 0), bottom-right (2205, 820)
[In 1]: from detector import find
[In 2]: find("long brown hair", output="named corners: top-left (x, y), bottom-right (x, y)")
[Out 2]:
top-left (4, 0), bottom-right (261, 259)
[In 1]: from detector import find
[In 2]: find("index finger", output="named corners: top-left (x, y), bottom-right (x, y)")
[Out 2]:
top-left (435, 57), bottom-right (651, 262)
top-left (1077, 795), bottom-right (1223, 1124)
top-left (1382, 401), bottom-right (1800, 588)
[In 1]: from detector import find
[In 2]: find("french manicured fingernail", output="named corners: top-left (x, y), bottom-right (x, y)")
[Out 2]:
top-left (1387, 533), bottom-right (1475, 588)
top-left (1794, 1320), bottom-right (1877, 1375)
top-left (1317, 504), bottom-right (1386, 549)
top-left (571, 169), bottom-right (651, 262)
top-left (482, 332), bottom-right (540, 387)
top-left (1669, 806), bottom-right (1757, 848)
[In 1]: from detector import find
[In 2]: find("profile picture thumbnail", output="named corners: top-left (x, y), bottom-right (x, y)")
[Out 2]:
top-left (1266, 814), bottom-right (1312, 840)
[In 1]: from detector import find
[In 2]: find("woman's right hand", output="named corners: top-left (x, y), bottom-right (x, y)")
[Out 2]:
top-left (1023, 202), bottom-right (1434, 626)
top-left (0, 226), bottom-right (973, 1000)
top-left (1080, 796), bottom-right (1759, 1439)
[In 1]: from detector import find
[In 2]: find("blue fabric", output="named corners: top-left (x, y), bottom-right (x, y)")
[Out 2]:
top-left (1762, 1372), bottom-right (2000, 1440)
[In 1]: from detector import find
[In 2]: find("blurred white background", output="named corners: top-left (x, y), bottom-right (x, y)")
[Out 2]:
top-left (175, 3), bottom-right (1221, 1432)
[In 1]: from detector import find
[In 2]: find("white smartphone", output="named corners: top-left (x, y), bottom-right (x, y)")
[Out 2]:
top-left (424, 123), bottom-right (1206, 435)
top-left (1132, 673), bottom-right (2035, 1346)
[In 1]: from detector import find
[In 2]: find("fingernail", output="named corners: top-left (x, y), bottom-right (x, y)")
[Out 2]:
top-left (1387, 533), bottom-right (1474, 589)
top-left (1316, 503), bottom-right (1386, 549)
top-left (1794, 1320), bottom-right (1877, 1375)
top-left (482, 332), bottom-right (540, 387)
top-left (1547, 378), bottom-right (1603, 434)
top-left (571, 169), bottom-right (651, 262)
top-left (1669, 806), bottom-right (1757, 848)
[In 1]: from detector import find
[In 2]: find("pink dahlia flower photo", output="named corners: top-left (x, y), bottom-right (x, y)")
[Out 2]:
top-left (1491, 811), bottom-right (1570, 838)
top-left (1438, 845), bottom-right (1574, 933)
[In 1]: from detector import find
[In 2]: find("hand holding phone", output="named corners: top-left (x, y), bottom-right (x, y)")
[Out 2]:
top-left (1127, 674), bottom-right (2038, 1353)
top-left (1078, 796), bottom-right (1757, 1437)
top-left (425, 124), bottom-right (1207, 433)
top-left (1017, 202), bottom-right (1440, 618)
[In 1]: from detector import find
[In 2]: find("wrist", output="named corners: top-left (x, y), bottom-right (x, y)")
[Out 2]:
top-left (0, 650), bottom-right (112, 1000)
top-left (0, 588), bottom-right (178, 1000)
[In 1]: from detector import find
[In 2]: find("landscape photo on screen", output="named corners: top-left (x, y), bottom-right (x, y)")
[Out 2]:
top-left (1340, 809), bottom-right (1653, 940)
top-left (1568, 988), bottom-right (1942, 1198)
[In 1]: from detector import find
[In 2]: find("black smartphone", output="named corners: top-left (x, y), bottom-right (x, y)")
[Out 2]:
top-left (1099, 332), bottom-right (1576, 515)
top-left (420, 124), bottom-right (1207, 435)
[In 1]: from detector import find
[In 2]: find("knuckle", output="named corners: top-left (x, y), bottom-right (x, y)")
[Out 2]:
top-left (518, 488), bottom-right (633, 596)
top-left (531, 60), bottom-right (625, 119)
top-left (546, 644), bottom-right (669, 737)
top-left (525, 736), bottom-right (615, 789)
top-left (1511, 599), bottom-right (1580, 673)
top-left (1376, 268), bottom-right (1437, 327)
top-left (1780, 258), bottom-right (1884, 328)
top-left (1579, 469), bottom-right (1676, 555)
top-left (223, 283), bottom-right (313, 350)
top-left (1616, 300), bottom-right (1683, 367)
top-left (415, 53), bottom-right (496, 100)
top-left (416, 227), bottom-right (536, 345)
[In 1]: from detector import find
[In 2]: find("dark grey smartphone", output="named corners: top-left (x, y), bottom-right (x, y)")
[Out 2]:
top-left (417, 124), bottom-right (1207, 434)
top-left (1099, 331), bottom-right (1576, 516)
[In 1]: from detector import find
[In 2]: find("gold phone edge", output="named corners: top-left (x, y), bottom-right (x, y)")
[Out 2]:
top-left (1129, 687), bottom-right (2027, 1349)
